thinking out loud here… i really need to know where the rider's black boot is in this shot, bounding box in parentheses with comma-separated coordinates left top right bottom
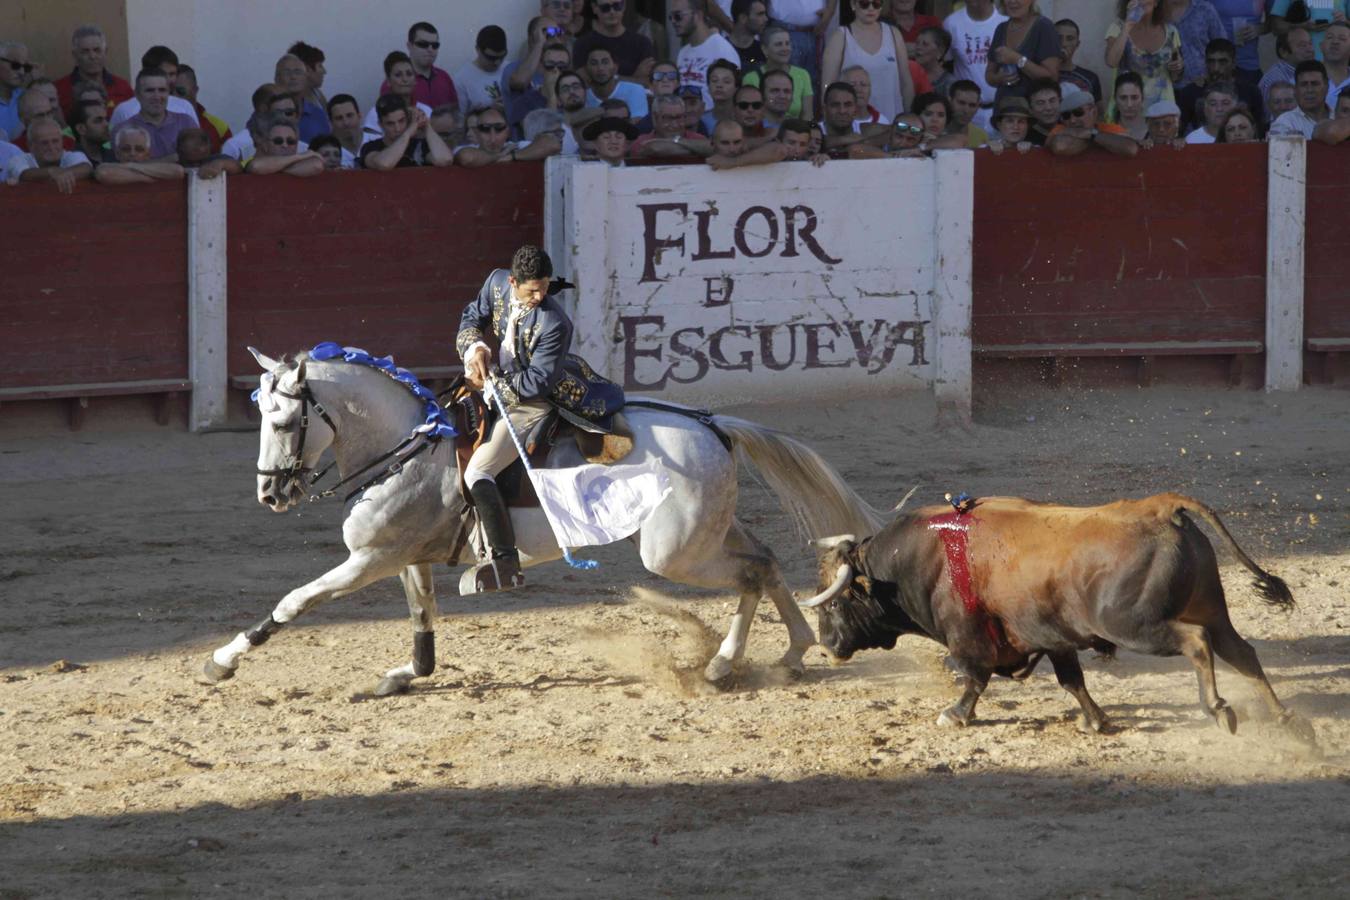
(469, 480, 525, 592)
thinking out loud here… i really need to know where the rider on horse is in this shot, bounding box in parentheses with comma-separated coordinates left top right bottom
(456, 244, 622, 591)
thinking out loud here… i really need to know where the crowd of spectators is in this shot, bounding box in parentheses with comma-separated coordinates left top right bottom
(3, 0, 1349, 193)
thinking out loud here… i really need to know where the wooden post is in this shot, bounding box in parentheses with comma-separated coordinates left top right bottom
(188, 171, 229, 430)
(1265, 136, 1305, 392)
(933, 150, 974, 422)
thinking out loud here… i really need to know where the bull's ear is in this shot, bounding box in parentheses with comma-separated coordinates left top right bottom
(249, 346, 280, 371)
(294, 357, 307, 383)
(810, 534, 856, 551)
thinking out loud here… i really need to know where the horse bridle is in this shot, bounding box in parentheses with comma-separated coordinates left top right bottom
(256, 379, 337, 484)
(258, 370, 440, 504)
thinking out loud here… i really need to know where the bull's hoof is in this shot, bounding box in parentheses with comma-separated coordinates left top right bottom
(374, 676, 413, 697)
(1215, 704, 1238, 735)
(1077, 713, 1108, 735)
(1279, 712, 1318, 746)
(936, 707, 968, 728)
(198, 658, 236, 685)
(774, 653, 806, 681)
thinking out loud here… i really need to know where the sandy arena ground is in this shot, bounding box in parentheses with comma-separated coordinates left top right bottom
(1, 384, 1347, 898)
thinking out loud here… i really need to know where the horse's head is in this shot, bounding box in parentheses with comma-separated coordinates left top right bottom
(250, 347, 336, 512)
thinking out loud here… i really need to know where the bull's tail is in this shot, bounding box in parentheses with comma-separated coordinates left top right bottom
(1171, 495, 1295, 611)
(712, 416, 888, 540)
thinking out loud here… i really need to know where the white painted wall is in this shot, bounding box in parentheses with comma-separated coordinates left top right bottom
(125, 0, 543, 134)
(550, 158, 969, 408)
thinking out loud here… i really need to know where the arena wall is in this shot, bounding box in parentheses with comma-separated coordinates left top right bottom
(5, 144, 1347, 431)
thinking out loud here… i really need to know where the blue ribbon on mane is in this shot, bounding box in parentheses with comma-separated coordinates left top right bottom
(305, 342, 458, 439)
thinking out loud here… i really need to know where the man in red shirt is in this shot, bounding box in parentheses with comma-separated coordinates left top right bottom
(54, 24, 133, 120)
(382, 21, 459, 110)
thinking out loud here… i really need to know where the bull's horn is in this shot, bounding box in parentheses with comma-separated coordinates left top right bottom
(798, 563, 852, 609)
(810, 534, 856, 551)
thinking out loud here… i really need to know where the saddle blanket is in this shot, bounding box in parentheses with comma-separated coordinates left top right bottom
(531, 458, 673, 549)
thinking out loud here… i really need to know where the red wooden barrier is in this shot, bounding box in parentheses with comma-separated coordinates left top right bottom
(225, 164, 544, 379)
(1303, 143, 1350, 343)
(972, 145, 1267, 352)
(1, 180, 188, 389)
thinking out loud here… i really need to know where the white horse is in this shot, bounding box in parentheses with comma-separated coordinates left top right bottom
(201, 348, 887, 695)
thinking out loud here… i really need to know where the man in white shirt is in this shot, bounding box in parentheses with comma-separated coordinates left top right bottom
(670, 0, 740, 107)
(1270, 60, 1332, 137)
(943, 0, 1007, 130)
(1322, 22, 1350, 108)
(109, 45, 199, 128)
(5, 119, 91, 193)
(455, 26, 509, 114)
(1185, 83, 1238, 143)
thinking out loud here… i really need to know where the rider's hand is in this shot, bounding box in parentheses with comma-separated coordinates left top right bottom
(465, 345, 490, 390)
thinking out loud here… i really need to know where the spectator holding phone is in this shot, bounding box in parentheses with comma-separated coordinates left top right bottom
(1269, 0, 1349, 60)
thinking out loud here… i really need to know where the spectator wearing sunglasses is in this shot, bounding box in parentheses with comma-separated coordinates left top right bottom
(367, 52, 435, 137)
(383, 22, 459, 111)
(361, 95, 453, 169)
(574, 0, 658, 81)
(848, 112, 928, 158)
(246, 116, 324, 177)
(1047, 86, 1137, 156)
(730, 84, 772, 143)
(0, 40, 31, 141)
(456, 27, 510, 115)
(455, 104, 547, 166)
(670, 0, 741, 107)
(632, 93, 714, 157)
(55, 25, 133, 122)
(505, 19, 574, 138)
(94, 124, 185, 184)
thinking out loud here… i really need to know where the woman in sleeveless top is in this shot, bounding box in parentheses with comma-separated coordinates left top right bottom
(822, 0, 915, 119)
(1106, 0, 1185, 113)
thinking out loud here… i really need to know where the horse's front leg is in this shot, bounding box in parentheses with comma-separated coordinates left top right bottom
(375, 563, 439, 696)
(200, 550, 402, 684)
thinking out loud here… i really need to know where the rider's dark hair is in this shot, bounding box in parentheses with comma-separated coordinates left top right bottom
(511, 245, 553, 282)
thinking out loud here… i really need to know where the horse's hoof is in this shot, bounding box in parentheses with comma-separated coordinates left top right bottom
(374, 676, 412, 697)
(936, 707, 968, 728)
(1215, 705, 1238, 735)
(703, 655, 733, 684)
(198, 658, 235, 685)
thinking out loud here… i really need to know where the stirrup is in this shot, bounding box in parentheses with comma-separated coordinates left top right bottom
(473, 553, 525, 592)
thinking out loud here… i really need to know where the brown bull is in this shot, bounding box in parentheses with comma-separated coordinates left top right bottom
(800, 493, 1313, 740)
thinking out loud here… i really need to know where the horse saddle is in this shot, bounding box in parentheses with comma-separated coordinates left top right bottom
(444, 382, 634, 509)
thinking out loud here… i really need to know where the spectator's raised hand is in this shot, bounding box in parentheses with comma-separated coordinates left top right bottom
(633, 58, 656, 85)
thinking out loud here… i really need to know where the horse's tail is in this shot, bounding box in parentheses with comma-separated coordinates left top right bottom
(1169, 494, 1295, 611)
(712, 416, 888, 540)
